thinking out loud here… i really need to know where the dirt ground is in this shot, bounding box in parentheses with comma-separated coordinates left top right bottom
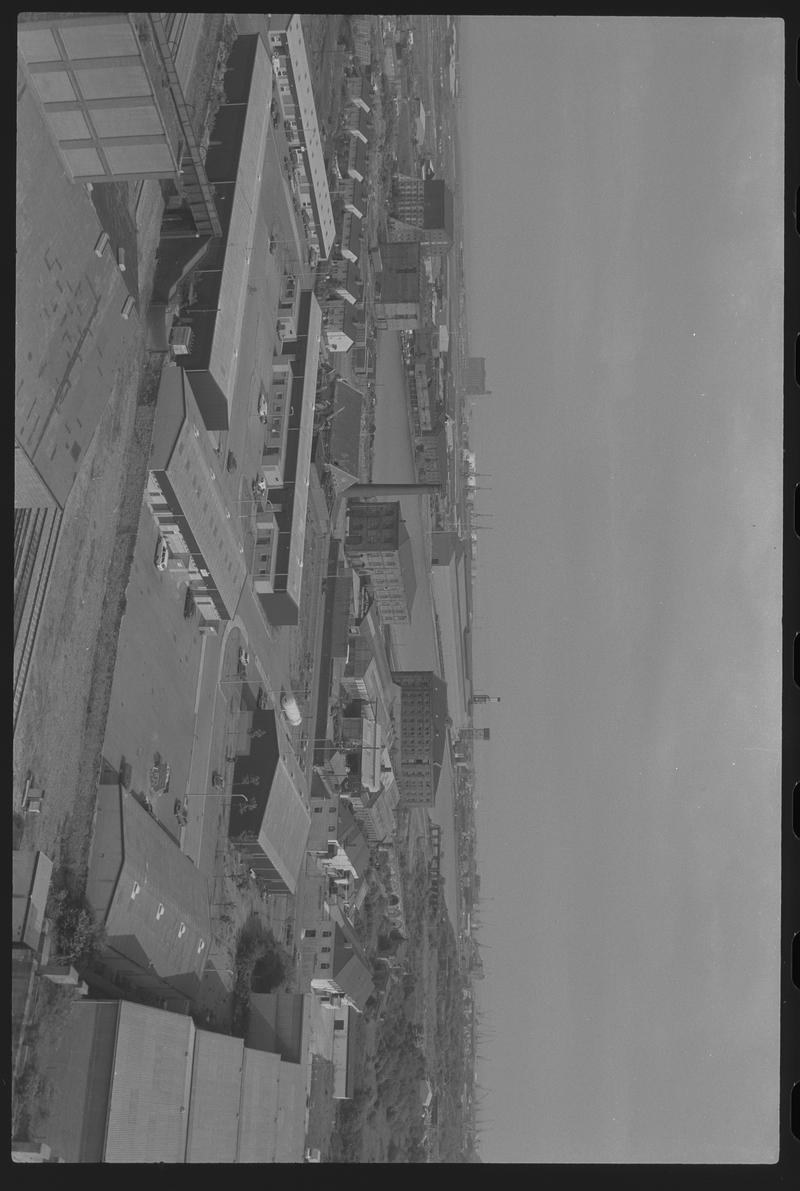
(301, 14, 348, 140)
(13, 179, 165, 886)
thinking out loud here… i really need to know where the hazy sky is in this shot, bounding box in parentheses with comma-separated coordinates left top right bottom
(459, 16, 783, 1163)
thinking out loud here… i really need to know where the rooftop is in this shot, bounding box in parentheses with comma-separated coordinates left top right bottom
(327, 380, 365, 481)
(230, 709, 310, 894)
(86, 785, 211, 993)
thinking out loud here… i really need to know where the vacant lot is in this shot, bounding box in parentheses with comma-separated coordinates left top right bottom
(100, 499, 203, 844)
(14, 172, 165, 888)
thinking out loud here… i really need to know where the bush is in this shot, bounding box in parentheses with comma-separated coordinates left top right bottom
(231, 926, 290, 1037)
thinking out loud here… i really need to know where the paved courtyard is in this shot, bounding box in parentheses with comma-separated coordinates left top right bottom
(100, 499, 204, 844)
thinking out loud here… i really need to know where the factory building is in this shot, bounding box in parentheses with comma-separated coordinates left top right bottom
(146, 367, 247, 622)
(170, 34, 272, 431)
(389, 176, 454, 255)
(228, 709, 311, 895)
(38, 999, 306, 1162)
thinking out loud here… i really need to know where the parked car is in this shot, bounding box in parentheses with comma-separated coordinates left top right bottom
(258, 390, 269, 420)
(154, 537, 169, 570)
(238, 647, 250, 668)
(280, 693, 302, 727)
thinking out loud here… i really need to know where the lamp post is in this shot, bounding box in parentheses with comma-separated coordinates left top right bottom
(183, 790, 258, 810)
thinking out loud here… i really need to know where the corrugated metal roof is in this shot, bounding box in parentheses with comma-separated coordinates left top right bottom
(274, 1061, 306, 1163)
(104, 1002, 194, 1163)
(237, 1049, 281, 1162)
(186, 1031, 244, 1163)
(41, 1001, 120, 1162)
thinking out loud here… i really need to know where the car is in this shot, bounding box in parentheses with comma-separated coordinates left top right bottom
(238, 647, 250, 668)
(280, 693, 303, 727)
(258, 390, 269, 420)
(154, 537, 169, 570)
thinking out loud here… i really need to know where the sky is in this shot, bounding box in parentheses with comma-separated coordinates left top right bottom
(458, 16, 783, 1164)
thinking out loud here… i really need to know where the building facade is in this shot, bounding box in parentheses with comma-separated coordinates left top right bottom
(251, 290, 323, 625)
(389, 176, 454, 255)
(268, 15, 335, 260)
(344, 501, 417, 624)
(391, 670, 449, 805)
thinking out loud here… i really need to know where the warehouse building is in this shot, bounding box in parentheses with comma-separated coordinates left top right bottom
(39, 999, 306, 1162)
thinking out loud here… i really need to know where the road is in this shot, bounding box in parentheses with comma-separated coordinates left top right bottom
(373, 326, 460, 936)
(372, 328, 437, 670)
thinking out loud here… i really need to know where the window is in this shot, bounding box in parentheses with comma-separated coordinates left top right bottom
(320, 963, 330, 970)
(314, 806, 322, 814)
(322, 930, 332, 938)
(304, 929, 316, 939)
(334, 1019, 345, 1031)
(321, 946, 331, 954)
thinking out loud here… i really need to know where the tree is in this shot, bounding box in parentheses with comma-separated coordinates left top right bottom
(47, 886, 106, 966)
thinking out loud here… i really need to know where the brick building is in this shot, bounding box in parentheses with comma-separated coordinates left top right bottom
(391, 671, 449, 805)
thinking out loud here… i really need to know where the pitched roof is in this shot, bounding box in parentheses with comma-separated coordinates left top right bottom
(231, 710, 310, 894)
(237, 1049, 282, 1162)
(332, 920, 374, 1010)
(327, 380, 364, 482)
(336, 801, 371, 877)
(104, 1002, 195, 1162)
(86, 785, 211, 990)
(186, 1031, 244, 1163)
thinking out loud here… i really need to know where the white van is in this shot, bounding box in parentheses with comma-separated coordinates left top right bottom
(280, 693, 302, 727)
(154, 537, 169, 570)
